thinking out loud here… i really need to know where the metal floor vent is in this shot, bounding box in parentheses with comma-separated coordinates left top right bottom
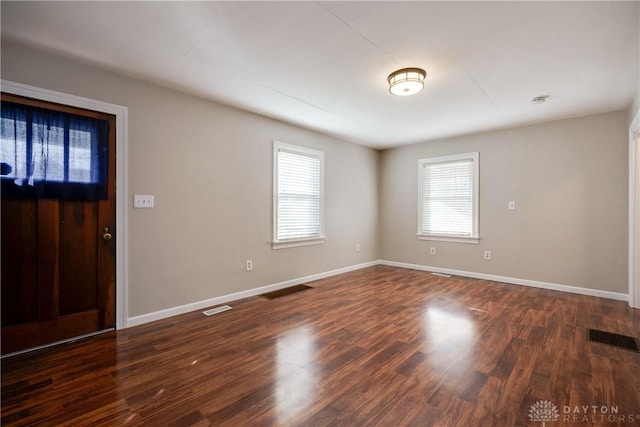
(203, 305, 232, 316)
(587, 328, 639, 352)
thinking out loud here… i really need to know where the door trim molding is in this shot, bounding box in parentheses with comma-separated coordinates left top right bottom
(1, 79, 129, 328)
(630, 110, 640, 309)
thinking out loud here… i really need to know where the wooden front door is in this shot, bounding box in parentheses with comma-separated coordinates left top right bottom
(1, 93, 116, 355)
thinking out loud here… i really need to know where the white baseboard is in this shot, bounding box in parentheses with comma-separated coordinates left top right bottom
(127, 258, 628, 328)
(126, 261, 378, 327)
(378, 260, 629, 302)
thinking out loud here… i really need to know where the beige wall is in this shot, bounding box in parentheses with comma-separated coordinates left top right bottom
(1, 41, 380, 316)
(1, 40, 632, 317)
(380, 112, 629, 292)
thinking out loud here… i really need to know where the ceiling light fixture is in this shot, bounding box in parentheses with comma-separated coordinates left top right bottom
(387, 67, 426, 96)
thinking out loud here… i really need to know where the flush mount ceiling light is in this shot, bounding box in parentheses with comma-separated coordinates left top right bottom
(387, 67, 426, 96)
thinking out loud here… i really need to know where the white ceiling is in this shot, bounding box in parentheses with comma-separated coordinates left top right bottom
(1, 1, 638, 149)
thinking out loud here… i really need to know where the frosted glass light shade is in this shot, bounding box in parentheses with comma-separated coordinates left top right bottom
(387, 67, 426, 96)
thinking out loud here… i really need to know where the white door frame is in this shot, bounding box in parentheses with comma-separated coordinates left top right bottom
(629, 110, 640, 309)
(1, 80, 129, 328)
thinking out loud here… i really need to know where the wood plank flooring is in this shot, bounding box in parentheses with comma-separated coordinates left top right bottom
(2, 266, 640, 426)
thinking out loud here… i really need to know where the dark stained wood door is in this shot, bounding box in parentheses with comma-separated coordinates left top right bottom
(1, 93, 116, 355)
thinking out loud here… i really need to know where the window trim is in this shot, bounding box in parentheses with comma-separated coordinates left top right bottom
(417, 152, 480, 244)
(273, 141, 325, 250)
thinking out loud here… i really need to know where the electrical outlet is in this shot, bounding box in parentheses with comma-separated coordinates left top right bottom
(245, 259, 253, 271)
(484, 251, 491, 260)
(508, 201, 516, 210)
(430, 247, 436, 255)
(356, 243, 361, 252)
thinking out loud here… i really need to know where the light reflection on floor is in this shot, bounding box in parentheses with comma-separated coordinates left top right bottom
(423, 306, 477, 374)
(275, 325, 318, 424)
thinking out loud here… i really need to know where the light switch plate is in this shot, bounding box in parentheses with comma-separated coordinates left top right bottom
(134, 195, 154, 208)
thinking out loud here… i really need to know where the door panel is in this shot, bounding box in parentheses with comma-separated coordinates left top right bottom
(1, 199, 38, 326)
(1, 93, 116, 355)
(36, 199, 60, 322)
(60, 201, 99, 314)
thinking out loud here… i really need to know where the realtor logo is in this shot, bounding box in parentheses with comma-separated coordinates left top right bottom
(529, 400, 560, 426)
(528, 400, 638, 424)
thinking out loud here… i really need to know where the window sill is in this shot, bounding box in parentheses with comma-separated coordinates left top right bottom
(416, 234, 480, 244)
(272, 236, 326, 250)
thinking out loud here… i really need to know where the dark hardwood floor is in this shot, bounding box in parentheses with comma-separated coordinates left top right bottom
(2, 266, 640, 426)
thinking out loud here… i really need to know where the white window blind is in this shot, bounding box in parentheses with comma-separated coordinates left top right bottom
(273, 141, 324, 249)
(418, 153, 479, 243)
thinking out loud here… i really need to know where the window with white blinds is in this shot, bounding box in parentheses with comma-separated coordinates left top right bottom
(418, 152, 479, 243)
(273, 141, 325, 249)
